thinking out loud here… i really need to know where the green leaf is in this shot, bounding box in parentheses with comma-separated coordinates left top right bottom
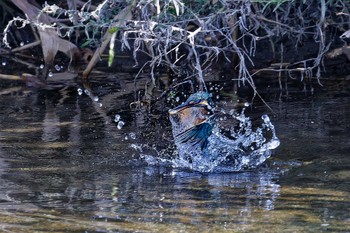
(108, 27, 119, 34)
(81, 39, 91, 48)
(108, 31, 118, 67)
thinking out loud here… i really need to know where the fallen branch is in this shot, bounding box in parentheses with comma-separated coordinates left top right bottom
(11, 40, 41, 52)
(0, 73, 46, 88)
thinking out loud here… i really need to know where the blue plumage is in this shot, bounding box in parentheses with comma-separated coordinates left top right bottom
(169, 92, 215, 151)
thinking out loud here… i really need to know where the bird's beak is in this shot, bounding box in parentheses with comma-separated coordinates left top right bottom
(169, 100, 210, 115)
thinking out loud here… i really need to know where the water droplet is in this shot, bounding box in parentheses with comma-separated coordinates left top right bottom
(216, 95, 219, 99)
(2, 61, 6, 66)
(242, 156, 250, 165)
(93, 96, 99, 102)
(99, 103, 103, 107)
(175, 96, 180, 102)
(84, 89, 90, 96)
(114, 114, 120, 122)
(48, 72, 53, 77)
(124, 135, 128, 140)
(261, 114, 270, 124)
(77, 88, 83, 95)
(39, 64, 44, 69)
(129, 132, 136, 140)
(54, 64, 61, 71)
(117, 121, 125, 129)
(20, 42, 24, 46)
(244, 102, 250, 107)
(268, 138, 280, 150)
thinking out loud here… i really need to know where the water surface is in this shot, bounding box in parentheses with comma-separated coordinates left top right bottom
(0, 74, 349, 232)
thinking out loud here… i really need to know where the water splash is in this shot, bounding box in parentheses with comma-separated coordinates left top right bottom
(175, 110, 279, 172)
(129, 132, 136, 140)
(93, 96, 99, 102)
(117, 121, 125, 130)
(114, 114, 121, 122)
(54, 64, 61, 71)
(84, 89, 90, 96)
(142, 109, 279, 173)
(77, 88, 83, 95)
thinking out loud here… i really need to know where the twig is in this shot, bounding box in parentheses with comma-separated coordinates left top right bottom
(11, 40, 41, 52)
(82, 4, 134, 80)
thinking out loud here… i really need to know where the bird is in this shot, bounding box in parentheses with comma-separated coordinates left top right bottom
(168, 91, 215, 152)
(168, 91, 280, 172)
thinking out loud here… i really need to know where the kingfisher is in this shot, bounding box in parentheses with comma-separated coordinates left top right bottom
(168, 91, 215, 152)
(168, 91, 280, 172)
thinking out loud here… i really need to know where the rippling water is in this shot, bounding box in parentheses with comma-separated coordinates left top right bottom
(0, 74, 349, 232)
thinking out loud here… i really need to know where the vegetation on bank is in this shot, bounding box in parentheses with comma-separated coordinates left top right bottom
(0, 0, 350, 95)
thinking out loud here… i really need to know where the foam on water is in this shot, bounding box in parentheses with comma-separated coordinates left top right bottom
(141, 109, 280, 173)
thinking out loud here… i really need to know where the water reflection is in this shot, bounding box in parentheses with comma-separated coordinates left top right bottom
(42, 99, 61, 142)
(0, 159, 283, 232)
(207, 171, 280, 211)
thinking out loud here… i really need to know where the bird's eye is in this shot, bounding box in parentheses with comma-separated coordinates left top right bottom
(170, 114, 180, 123)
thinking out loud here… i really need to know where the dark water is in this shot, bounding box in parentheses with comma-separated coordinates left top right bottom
(0, 74, 349, 232)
